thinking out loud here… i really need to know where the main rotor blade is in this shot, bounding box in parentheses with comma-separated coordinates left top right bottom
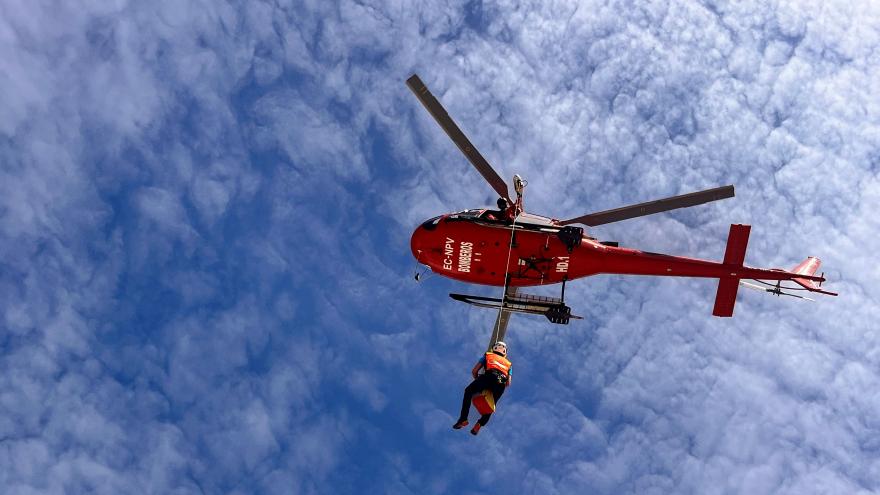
(559, 185, 735, 227)
(488, 286, 517, 350)
(406, 74, 511, 204)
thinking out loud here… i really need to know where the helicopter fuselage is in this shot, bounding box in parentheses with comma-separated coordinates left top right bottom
(411, 209, 814, 288)
(404, 74, 834, 319)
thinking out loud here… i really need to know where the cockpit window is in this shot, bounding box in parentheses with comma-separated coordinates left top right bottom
(480, 210, 504, 222)
(420, 215, 442, 231)
(446, 209, 484, 221)
(455, 209, 483, 217)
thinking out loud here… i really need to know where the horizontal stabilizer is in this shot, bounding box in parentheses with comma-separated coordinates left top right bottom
(713, 278, 739, 317)
(722, 224, 751, 265)
(712, 224, 751, 317)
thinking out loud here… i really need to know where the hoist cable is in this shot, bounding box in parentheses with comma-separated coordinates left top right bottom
(491, 214, 519, 344)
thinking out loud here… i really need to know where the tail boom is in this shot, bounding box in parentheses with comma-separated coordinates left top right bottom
(710, 226, 836, 316)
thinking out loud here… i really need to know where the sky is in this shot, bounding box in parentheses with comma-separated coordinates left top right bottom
(1, 0, 879, 493)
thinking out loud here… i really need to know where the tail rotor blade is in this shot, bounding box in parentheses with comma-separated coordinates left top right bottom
(739, 281, 768, 292)
(739, 281, 815, 301)
(778, 292, 815, 301)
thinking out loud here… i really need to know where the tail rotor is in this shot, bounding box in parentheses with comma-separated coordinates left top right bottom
(739, 280, 815, 301)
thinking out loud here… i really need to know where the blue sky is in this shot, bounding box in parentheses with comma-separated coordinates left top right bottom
(1, 0, 879, 493)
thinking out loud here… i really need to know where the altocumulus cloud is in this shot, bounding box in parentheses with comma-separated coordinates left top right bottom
(1, 0, 879, 494)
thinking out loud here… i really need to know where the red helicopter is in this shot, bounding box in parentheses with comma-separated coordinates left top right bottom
(406, 74, 836, 337)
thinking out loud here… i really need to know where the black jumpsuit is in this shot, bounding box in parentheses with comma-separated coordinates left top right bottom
(458, 366, 508, 426)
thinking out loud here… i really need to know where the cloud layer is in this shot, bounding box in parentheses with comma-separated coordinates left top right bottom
(1, 0, 878, 493)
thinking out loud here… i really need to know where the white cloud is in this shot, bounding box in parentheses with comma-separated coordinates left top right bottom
(2, 0, 879, 493)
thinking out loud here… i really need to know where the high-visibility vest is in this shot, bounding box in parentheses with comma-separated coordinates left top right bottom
(484, 352, 511, 377)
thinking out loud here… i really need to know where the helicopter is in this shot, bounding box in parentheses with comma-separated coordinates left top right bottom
(406, 74, 836, 342)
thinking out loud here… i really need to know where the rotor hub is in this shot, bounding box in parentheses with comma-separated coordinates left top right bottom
(513, 174, 527, 197)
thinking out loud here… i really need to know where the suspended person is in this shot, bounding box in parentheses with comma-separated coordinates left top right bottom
(452, 341, 512, 435)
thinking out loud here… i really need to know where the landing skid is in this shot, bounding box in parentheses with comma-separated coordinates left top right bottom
(450, 292, 582, 324)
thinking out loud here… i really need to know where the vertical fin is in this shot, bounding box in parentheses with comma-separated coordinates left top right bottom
(790, 257, 837, 296)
